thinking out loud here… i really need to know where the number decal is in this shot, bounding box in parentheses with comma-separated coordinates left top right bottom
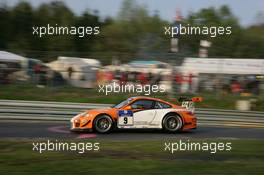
(124, 117, 128, 124)
(118, 110, 133, 126)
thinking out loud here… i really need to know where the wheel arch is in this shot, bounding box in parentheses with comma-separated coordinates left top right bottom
(92, 113, 114, 126)
(92, 113, 115, 133)
(162, 111, 185, 126)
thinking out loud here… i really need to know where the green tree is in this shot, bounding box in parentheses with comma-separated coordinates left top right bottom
(92, 0, 169, 62)
(0, 3, 10, 49)
(8, 2, 35, 53)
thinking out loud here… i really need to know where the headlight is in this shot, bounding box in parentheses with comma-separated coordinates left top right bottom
(71, 111, 89, 122)
(80, 111, 89, 117)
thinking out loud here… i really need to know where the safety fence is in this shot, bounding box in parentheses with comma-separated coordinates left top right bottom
(0, 100, 263, 128)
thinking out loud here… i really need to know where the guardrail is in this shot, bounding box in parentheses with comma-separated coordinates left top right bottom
(0, 100, 263, 128)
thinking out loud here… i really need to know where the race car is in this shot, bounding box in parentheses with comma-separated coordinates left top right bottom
(71, 96, 201, 133)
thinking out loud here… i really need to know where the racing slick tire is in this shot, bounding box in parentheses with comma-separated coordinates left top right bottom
(93, 115, 113, 133)
(162, 114, 183, 132)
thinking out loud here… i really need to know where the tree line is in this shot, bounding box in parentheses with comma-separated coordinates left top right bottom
(0, 0, 263, 64)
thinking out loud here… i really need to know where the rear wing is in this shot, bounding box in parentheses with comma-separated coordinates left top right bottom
(178, 96, 203, 113)
(178, 96, 203, 103)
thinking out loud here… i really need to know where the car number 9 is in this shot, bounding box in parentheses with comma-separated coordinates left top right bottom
(118, 110, 134, 126)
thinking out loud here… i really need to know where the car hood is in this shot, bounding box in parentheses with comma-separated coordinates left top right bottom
(86, 107, 114, 113)
(71, 108, 115, 122)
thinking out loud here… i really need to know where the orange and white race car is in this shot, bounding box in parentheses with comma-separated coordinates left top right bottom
(71, 96, 201, 133)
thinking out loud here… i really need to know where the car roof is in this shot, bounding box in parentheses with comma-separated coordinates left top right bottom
(130, 96, 173, 105)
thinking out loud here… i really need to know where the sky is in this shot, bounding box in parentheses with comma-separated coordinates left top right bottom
(2, 0, 264, 26)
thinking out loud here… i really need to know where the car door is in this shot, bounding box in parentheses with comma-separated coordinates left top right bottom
(130, 99, 157, 128)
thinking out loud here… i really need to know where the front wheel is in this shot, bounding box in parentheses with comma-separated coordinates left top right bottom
(162, 114, 183, 132)
(93, 115, 113, 133)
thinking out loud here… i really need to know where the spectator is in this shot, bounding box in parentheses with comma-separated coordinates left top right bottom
(120, 71, 128, 85)
(188, 73, 194, 93)
(137, 72, 147, 85)
(231, 80, 242, 94)
(67, 67, 74, 79)
(33, 64, 41, 85)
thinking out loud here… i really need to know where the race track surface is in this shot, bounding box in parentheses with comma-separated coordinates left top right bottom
(0, 120, 263, 140)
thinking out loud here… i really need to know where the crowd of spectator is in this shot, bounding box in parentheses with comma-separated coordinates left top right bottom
(0, 63, 262, 96)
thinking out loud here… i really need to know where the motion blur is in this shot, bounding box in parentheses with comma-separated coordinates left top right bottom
(0, 0, 263, 111)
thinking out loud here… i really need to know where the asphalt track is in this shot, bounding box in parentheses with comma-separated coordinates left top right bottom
(0, 120, 264, 140)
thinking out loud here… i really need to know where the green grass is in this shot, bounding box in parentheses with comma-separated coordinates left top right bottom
(0, 139, 264, 175)
(0, 84, 263, 111)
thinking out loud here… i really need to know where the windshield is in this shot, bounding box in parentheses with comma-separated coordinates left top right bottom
(112, 98, 133, 108)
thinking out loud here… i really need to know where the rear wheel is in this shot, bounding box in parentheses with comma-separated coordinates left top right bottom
(163, 114, 183, 132)
(93, 115, 113, 133)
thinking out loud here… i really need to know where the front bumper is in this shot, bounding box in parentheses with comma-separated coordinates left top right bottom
(71, 119, 92, 131)
(70, 126, 93, 132)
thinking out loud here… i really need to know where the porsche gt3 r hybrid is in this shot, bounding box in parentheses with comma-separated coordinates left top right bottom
(71, 96, 201, 133)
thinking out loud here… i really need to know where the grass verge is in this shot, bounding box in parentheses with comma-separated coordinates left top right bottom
(0, 139, 264, 175)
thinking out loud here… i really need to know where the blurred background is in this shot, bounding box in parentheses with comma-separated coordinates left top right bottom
(0, 0, 263, 111)
(0, 1, 264, 175)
